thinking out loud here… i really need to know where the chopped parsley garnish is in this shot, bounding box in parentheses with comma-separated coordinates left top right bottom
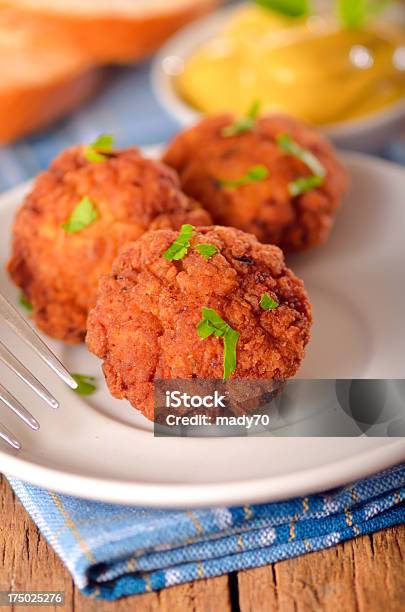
(254, 0, 310, 18)
(260, 292, 279, 310)
(163, 224, 194, 261)
(197, 307, 240, 380)
(62, 196, 98, 234)
(194, 243, 218, 261)
(71, 374, 97, 396)
(221, 100, 261, 137)
(219, 165, 269, 190)
(337, 0, 365, 28)
(19, 293, 33, 312)
(277, 132, 325, 196)
(163, 227, 220, 262)
(277, 133, 325, 177)
(256, 0, 388, 29)
(84, 134, 115, 163)
(289, 174, 324, 196)
(337, 0, 389, 29)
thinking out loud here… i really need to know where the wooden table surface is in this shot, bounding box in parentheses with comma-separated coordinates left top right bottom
(1, 475, 404, 612)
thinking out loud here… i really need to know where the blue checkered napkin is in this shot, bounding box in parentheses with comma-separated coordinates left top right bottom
(7, 464, 405, 600)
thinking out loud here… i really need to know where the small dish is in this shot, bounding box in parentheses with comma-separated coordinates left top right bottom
(152, 4, 405, 152)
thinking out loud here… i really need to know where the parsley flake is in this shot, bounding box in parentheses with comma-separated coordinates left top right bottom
(277, 133, 325, 196)
(254, 0, 310, 18)
(62, 196, 98, 234)
(197, 307, 240, 380)
(289, 174, 324, 196)
(71, 374, 97, 396)
(84, 134, 115, 163)
(219, 165, 269, 190)
(222, 100, 261, 137)
(163, 224, 195, 261)
(260, 292, 279, 310)
(194, 243, 218, 261)
(277, 133, 325, 177)
(19, 292, 33, 312)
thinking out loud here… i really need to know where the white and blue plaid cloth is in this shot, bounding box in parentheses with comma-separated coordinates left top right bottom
(2, 60, 405, 600)
(7, 465, 405, 600)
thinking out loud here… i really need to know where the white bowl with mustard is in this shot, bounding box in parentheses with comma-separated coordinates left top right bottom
(152, 2, 405, 152)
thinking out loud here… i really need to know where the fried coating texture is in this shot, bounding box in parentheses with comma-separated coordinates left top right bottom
(163, 114, 349, 251)
(7, 146, 211, 343)
(86, 226, 312, 420)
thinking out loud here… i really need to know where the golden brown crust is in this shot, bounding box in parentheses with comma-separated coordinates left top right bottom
(86, 225, 312, 420)
(0, 2, 219, 141)
(0, 1, 219, 63)
(8, 146, 211, 343)
(0, 69, 102, 145)
(163, 114, 350, 252)
(0, 7, 100, 143)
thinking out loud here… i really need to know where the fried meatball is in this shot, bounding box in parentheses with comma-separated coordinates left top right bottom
(163, 114, 349, 251)
(8, 146, 211, 343)
(86, 226, 312, 421)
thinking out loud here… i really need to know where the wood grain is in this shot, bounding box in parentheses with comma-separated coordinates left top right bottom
(237, 526, 405, 612)
(0, 475, 404, 612)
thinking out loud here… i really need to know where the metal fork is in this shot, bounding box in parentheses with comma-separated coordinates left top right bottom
(0, 292, 77, 450)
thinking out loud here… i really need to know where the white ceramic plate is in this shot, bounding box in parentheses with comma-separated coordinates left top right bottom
(0, 151, 404, 507)
(152, 3, 405, 153)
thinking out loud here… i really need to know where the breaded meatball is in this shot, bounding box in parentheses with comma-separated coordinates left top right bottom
(86, 225, 312, 421)
(8, 146, 211, 343)
(163, 114, 349, 251)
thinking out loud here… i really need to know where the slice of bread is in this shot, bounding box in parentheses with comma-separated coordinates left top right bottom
(0, 0, 220, 142)
(0, 0, 220, 62)
(0, 8, 100, 143)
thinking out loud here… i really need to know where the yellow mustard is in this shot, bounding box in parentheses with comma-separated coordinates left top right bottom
(177, 5, 405, 125)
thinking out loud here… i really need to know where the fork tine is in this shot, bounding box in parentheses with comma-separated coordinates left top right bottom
(0, 383, 40, 430)
(0, 341, 59, 409)
(0, 293, 77, 389)
(0, 421, 21, 449)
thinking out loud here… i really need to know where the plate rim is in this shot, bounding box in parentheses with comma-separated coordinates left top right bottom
(3, 439, 405, 507)
(1, 151, 405, 507)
